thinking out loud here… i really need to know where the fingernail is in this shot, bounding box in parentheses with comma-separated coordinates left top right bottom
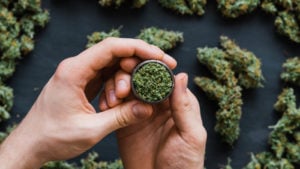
(181, 73, 188, 91)
(117, 80, 127, 91)
(132, 103, 149, 119)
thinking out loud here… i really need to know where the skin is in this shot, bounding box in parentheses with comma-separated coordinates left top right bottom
(0, 38, 206, 169)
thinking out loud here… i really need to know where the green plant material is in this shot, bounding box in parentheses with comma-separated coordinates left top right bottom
(132, 62, 173, 103)
(0, 124, 16, 144)
(41, 152, 123, 169)
(42, 161, 77, 169)
(221, 158, 233, 169)
(220, 36, 264, 88)
(197, 47, 237, 87)
(261, 0, 300, 43)
(136, 27, 184, 51)
(217, 0, 260, 18)
(274, 88, 296, 113)
(98, 0, 148, 8)
(194, 36, 263, 145)
(158, 0, 207, 16)
(275, 11, 300, 43)
(0, 85, 13, 122)
(243, 152, 295, 169)
(86, 28, 121, 48)
(281, 57, 300, 86)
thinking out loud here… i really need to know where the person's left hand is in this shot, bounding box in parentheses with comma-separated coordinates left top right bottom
(0, 38, 176, 169)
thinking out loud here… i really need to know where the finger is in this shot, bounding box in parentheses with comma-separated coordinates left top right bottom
(99, 92, 109, 111)
(91, 100, 153, 137)
(74, 38, 177, 82)
(114, 70, 131, 99)
(170, 73, 203, 133)
(105, 78, 122, 108)
(120, 58, 141, 73)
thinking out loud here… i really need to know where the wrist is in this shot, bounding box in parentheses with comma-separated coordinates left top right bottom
(0, 122, 45, 169)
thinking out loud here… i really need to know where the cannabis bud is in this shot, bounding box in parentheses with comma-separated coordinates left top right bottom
(281, 57, 300, 86)
(217, 0, 260, 18)
(158, 0, 207, 16)
(137, 27, 184, 51)
(131, 60, 174, 103)
(194, 36, 263, 145)
(86, 28, 121, 48)
(98, 0, 148, 8)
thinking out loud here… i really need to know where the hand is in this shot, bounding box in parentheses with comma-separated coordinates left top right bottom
(0, 38, 177, 169)
(101, 72, 207, 169)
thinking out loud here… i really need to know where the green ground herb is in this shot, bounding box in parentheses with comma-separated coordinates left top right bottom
(158, 0, 207, 16)
(132, 61, 174, 103)
(217, 0, 260, 18)
(137, 27, 184, 51)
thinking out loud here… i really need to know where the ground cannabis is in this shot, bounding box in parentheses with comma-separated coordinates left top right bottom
(217, 0, 261, 18)
(281, 57, 300, 86)
(136, 27, 184, 51)
(132, 61, 174, 103)
(42, 152, 123, 169)
(86, 28, 121, 48)
(98, 0, 148, 8)
(158, 0, 207, 16)
(194, 36, 263, 145)
(0, 85, 13, 122)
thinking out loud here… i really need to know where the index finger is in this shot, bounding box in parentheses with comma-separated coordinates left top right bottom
(74, 38, 177, 81)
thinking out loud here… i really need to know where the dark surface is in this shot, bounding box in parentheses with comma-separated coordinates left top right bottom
(4, 0, 300, 168)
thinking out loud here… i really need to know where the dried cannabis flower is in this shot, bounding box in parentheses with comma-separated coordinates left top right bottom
(86, 28, 121, 48)
(158, 0, 207, 16)
(220, 36, 264, 88)
(194, 36, 263, 145)
(261, 0, 300, 43)
(242, 88, 300, 169)
(281, 57, 300, 86)
(136, 27, 184, 51)
(98, 0, 148, 8)
(217, 0, 260, 18)
(0, 0, 49, 148)
(42, 152, 123, 169)
(132, 60, 174, 103)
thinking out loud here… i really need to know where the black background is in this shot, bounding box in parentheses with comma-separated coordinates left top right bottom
(4, 0, 300, 168)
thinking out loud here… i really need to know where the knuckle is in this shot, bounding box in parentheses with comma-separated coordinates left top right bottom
(115, 106, 129, 128)
(53, 58, 74, 81)
(101, 37, 118, 45)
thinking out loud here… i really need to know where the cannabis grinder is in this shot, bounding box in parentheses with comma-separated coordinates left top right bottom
(131, 60, 175, 103)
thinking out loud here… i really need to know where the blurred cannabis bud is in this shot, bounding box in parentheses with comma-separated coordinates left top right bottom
(194, 36, 264, 145)
(0, 0, 49, 136)
(217, 0, 260, 18)
(281, 57, 300, 86)
(241, 88, 300, 169)
(158, 0, 207, 16)
(261, 0, 300, 43)
(42, 152, 123, 169)
(137, 27, 184, 51)
(98, 0, 148, 8)
(86, 28, 121, 48)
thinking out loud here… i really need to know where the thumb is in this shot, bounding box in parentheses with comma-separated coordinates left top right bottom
(171, 73, 203, 133)
(92, 100, 153, 136)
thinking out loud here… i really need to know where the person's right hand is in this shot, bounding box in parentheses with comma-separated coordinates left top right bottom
(100, 71, 207, 169)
